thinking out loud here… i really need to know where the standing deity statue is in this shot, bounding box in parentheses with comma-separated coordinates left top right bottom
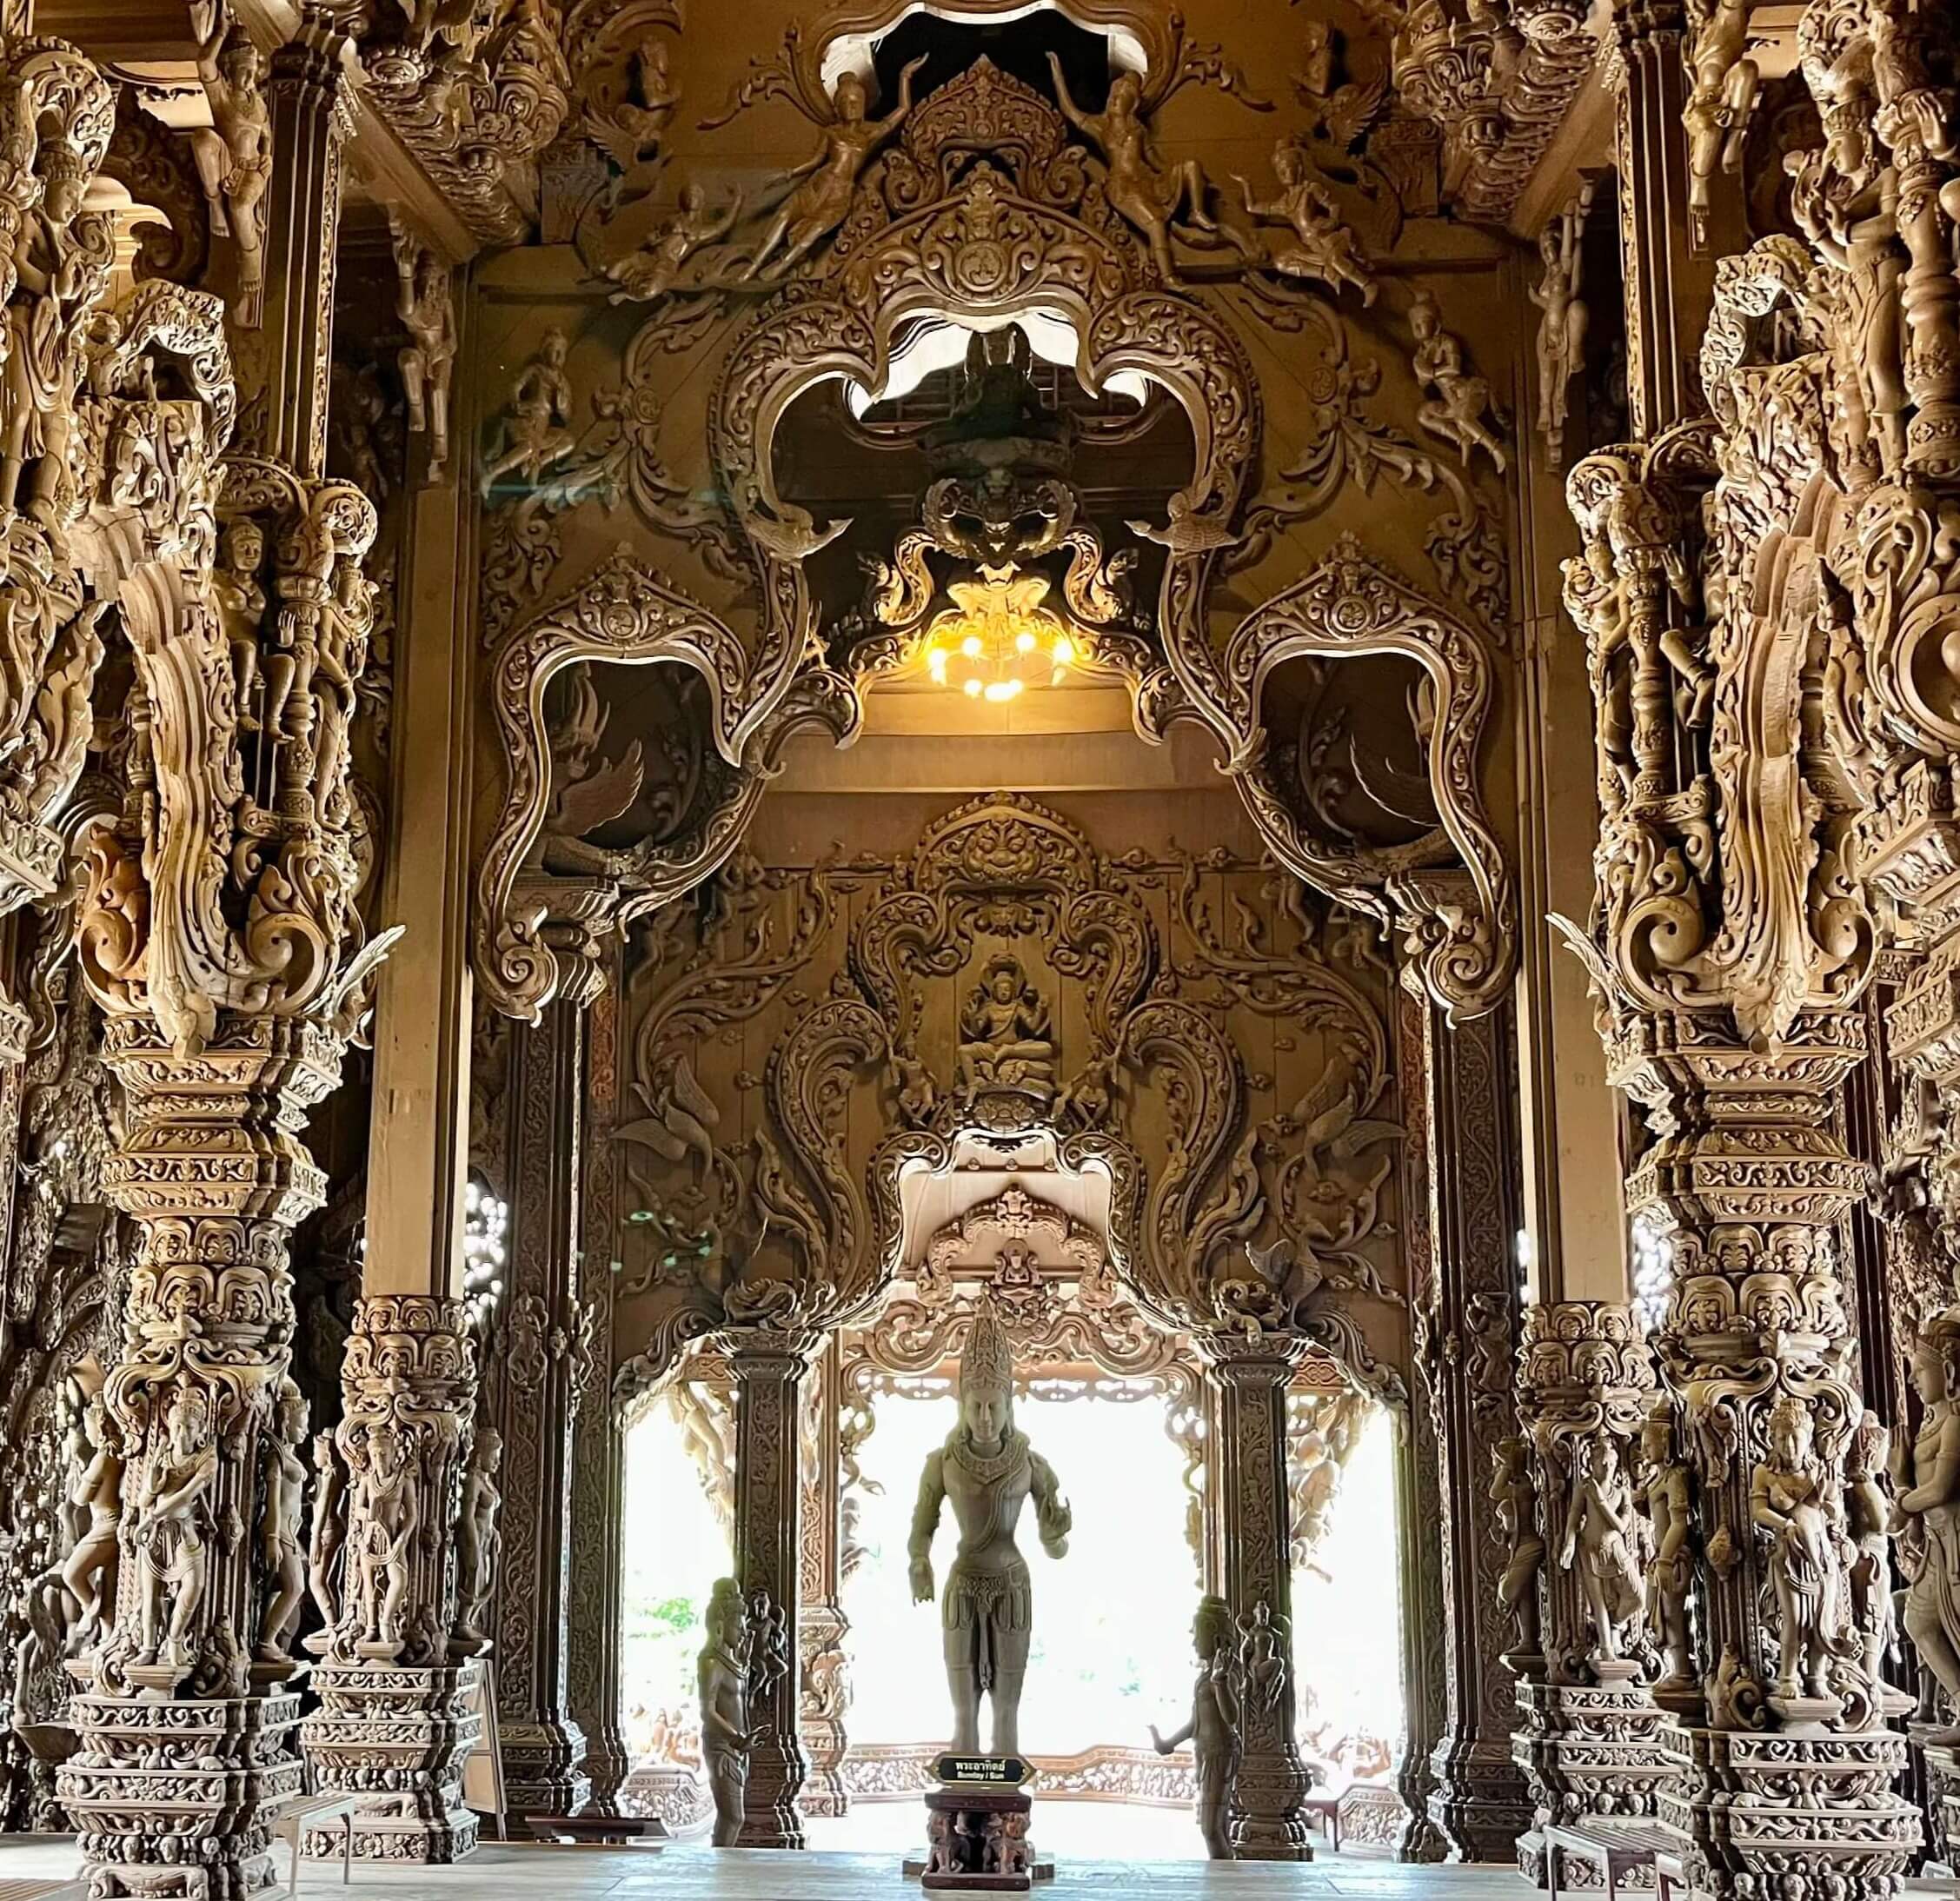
(454, 1427, 503, 1652)
(909, 1297, 1072, 1757)
(1844, 1410, 1899, 1702)
(188, 2, 271, 326)
(1556, 1426, 1644, 1671)
(57, 1393, 122, 1648)
(1751, 1393, 1851, 1706)
(1149, 1594, 1240, 1858)
(698, 1577, 751, 1847)
(1490, 1434, 1544, 1665)
(306, 1426, 347, 1640)
(1894, 1326, 1960, 1712)
(738, 58, 929, 281)
(1408, 288, 1507, 473)
(133, 1386, 220, 1673)
(349, 1419, 422, 1657)
(1637, 1405, 1696, 1694)
(255, 1380, 309, 1665)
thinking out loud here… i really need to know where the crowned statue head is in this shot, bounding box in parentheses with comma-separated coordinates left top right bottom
(958, 1294, 1015, 1451)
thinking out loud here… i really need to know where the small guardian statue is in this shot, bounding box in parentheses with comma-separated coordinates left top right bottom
(1149, 1593, 1240, 1859)
(909, 1295, 1071, 1756)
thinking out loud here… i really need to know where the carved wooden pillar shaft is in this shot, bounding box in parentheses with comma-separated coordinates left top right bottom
(247, 5, 347, 474)
(1405, 996, 1534, 1859)
(490, 989, 591, 1818)
(568, 965, 627, 1811)
(728, 1332, 816, 1851)
(797, 1334, 851, 1818)
(1199, 1333, 1312, 1862)
(1509, 1303, 1670, 1886)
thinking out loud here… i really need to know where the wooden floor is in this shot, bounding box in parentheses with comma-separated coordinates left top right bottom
(0, 1837, 1530, 1898)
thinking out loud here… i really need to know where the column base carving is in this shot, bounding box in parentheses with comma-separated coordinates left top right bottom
(736, 1727, 807, 1850)
(580, 1725, 630, 1816)
(1658, 1721, 1918, 1901)
(799, 1763, 848, 1819)
(1425, 1736, 1533, 1862)
(60, 1689, 303, 1899)
(1512, 1681, 1676, 1885)
(1920, 1735, 1960, 1873)
(500, 1716, 591, 1820)
(300, 1660, 483, 1864)
(1232, 1755, 1315, 1861)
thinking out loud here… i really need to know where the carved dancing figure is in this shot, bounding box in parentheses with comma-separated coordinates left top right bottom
(350, 1418, 422, 1655)
(1, 131, 103, 526)
(1638, 1405, 1695, 1693)
(1751, 1393, 1850, 1705)
(253, 1382, 309, 1665)
(481, 329, 576, 497)
(1844, 1410, 1898, 1700)
(910, 1296, 1072, 1756)
(454, 1427, 503, 1651)
(607, 181, 742, 302)
(1490, 1435, 1544, 1664)
(394, 228, 456, 479)
(1408, 289, 1507, 473)
(1236, 143, 1376, 303)
(1529, 183, 1592, 464)
(134, 1386, 220, 1672)
(213, 517, 268, 733)
(1556, 1426, 1644, 1667)
(1149, 1593, 1240, 1859)
(189, 2, 271, 327)
(956, 955, 1056, 1104)
(306, 1426, 347, 1634)
(698, 1577, 751, 1846)
(1683, 0, 1758, 246)
(1894, 1326, 1960, 1712)
(1236, 1599, 1288, 1712)
(1048, 55, 1249, 283)
(738, 58, 928, 280)
(56, 1394, 122, 1645)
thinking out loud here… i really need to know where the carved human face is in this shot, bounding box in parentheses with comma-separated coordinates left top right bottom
(835, 72, 867, 122)
(1109, 73, 1140, 113)
(990, 968, 1017, 1003)
(1641, 1417, 1669, 1466)
(1410, 296, 1438, 341)
(224, 521, 264, 575)
(370, 1423, 402, 1474)
(42, 172, 82, 226)
(221, 42, 260, 87)
(1911, 1337, 1950, 1405)
(1274, 145, 1302, 186)
(962, 1389, 1007, 1445)
(543, 329, 568, 367)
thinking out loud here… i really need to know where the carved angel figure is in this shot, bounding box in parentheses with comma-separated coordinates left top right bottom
(738, 58, 928, 281)
(481, 328, 576, 496)
(306, 1426, 348, 1638)
(189, 3, 270, 327)
(133, 1385, 220, 1672)
(454, 1427, 502, 1652)
(1894, 1327, 1960, 1710)
(1408, 289, 1506, 473)
(256, 1380, 309, 1665)
(1556, 1426, 1644, 1668)
(594, 33, 681, 169)
(1844, 1410, 1898, 1700)
(605, 181, 742, 302)
(1637, 1406, 1695, 1693)
(1236, 1599, 1288, 1713)
(1682, 0, 1758, 246)
(1490, 1435, 1543, 1664)
(1236, 142, 1375, 303)
(56, 1393, 122, 1646)
(394, 227, 456, 480)
(1529, 183, 1591, 465)
(1049, 56, 1248, 282)
(1751, 1393, 1851, 1705)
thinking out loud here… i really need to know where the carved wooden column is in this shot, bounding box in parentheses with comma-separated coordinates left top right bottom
(1510, 1304, 1671, 1884)
(728, 1331, 818, 1851)
(489, 977, 594, 1819)
(567, 965, 628, 1811)
(797, 1334, 851, 1818)
(1199, 1333, 1313, 1861)
(1403, 989, 1534, 1859)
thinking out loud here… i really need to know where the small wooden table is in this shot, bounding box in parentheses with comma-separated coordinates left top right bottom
(1302, 1791, 1343, 1852)
(523, 1814, 668, 1848)
(274, 1792, 358, 1898)
(1547, 1819, 1674, 1901)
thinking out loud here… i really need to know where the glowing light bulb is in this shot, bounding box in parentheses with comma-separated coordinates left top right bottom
(1052, 635, 1075, 667)
(1014, 629, 1036, 654)
(963, 676, 983, 697)
(984, 679, 1021, 702)
(961, 633, 982, 658)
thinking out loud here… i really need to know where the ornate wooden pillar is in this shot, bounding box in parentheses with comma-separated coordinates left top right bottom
(490, 980, 593, 1819)
(567, 963, 627, 1811)
(797, 1334, 850, 1818)
(1199, 1333, 1313, 1861)
(1509, 1304, 1671, 1884)
(728, 1331, 817, 1850)
(1403, 987, 1533, 1859)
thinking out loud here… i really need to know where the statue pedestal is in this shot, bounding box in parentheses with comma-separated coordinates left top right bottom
(906, 1758, 1053, 1891)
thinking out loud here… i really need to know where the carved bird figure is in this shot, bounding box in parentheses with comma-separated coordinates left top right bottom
(617, 1052, 719, 1178)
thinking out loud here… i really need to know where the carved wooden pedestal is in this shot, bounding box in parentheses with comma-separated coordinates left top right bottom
(918, 1785, 1050, 1892)
(300, 1661, 483, 1864)
(1514, 1683, 1674, 1886)
(1919, 1734, 1960, 1874)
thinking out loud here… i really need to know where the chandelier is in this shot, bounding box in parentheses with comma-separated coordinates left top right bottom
(920, 566, 1076, 703)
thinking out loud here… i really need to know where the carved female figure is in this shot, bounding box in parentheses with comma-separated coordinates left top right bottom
(306, 1426, 347, 1636)
(1556, 1426, 1644, 1669)
(1894, 1326, 1960, 1712)
(1528, 183, 1591, 464)
(1490, 1435, 1543, 1664)
(698, 1577, 751, 1846)
(481, 329, 576, 495)
(1844, 1410, 1897, 1698)
(133, 1386, 220, 1672)
(395, 234, 456, 478)
(1637, 1406, 1695, 1693)
(910, 1298, 1071, 1757)
(738, 58, 929, 281)
(1148, 1594, 1240, 1859)
(1408, 289, 1507, 473)
(454, 1427, 502, 1652)
(189, 5, 270, 325)
(57, 1394, 122, 1645)
(255, 1380, 309, 1665)
(1751, 1393, 1850, 1705)
(349, 1419, 422, 1656)
(1236, 143, 1375, 304)
(606, 182, 743, 302)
